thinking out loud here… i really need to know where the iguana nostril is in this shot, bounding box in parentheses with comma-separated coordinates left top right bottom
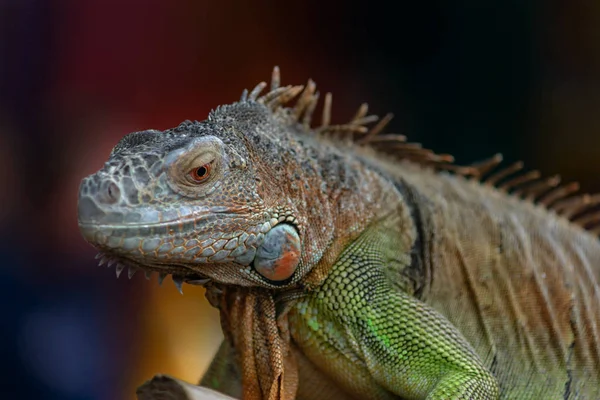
(99, 181, 121, 205)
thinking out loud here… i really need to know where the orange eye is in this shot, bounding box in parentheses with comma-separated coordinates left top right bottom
(189, 163, 212, 183)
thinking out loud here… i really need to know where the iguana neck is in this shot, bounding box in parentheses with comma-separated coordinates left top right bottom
(292, 142, 417, 290)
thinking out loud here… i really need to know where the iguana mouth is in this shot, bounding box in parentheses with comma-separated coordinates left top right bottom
(77, 194, 249, 239)
(90, 218, 302, 291)
(77, 210, 245, 239)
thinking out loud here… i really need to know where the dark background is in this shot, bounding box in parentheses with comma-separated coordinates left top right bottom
(1, 1, 599, 399)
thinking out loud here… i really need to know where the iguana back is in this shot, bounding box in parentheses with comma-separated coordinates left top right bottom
(389, 162, 600, 398)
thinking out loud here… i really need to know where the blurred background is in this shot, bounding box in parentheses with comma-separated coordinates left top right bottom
(1, 1, 599, 399)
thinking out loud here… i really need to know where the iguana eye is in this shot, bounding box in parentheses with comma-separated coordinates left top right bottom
(164, 136, 225, 198)
(189, 163, 212, 183)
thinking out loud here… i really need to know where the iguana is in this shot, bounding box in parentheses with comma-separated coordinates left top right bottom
(77, 67, 600, 399)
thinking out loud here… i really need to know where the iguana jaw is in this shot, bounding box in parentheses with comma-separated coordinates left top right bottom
(78, 210, 268, 266)
(78, 208, 298, 283)
(78, 180, 302, 289)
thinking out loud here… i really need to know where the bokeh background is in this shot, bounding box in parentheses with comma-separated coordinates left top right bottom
(1, 1, 600, 399)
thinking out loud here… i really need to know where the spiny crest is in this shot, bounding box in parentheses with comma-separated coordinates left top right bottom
(240, 66, 600, 234)
(240, 66, 457, 168)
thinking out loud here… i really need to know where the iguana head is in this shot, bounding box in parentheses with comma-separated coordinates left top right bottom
(78, 68, 346, 291)
(78, 67, 412, 292)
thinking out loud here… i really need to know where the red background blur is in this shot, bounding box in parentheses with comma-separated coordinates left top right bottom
(1, 1, 600, 399)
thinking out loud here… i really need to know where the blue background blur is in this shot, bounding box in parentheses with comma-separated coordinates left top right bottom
(1, 1, 600, 399)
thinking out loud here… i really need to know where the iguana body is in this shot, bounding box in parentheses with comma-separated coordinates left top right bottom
(78, 68, 600, 399)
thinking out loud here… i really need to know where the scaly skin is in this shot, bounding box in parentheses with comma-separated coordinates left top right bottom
(78, 67, 600, 399)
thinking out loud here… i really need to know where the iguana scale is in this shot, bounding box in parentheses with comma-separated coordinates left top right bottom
(78, 67, 600, 399)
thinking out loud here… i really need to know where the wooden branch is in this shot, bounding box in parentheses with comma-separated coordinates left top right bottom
(137, 375, 236, 400)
